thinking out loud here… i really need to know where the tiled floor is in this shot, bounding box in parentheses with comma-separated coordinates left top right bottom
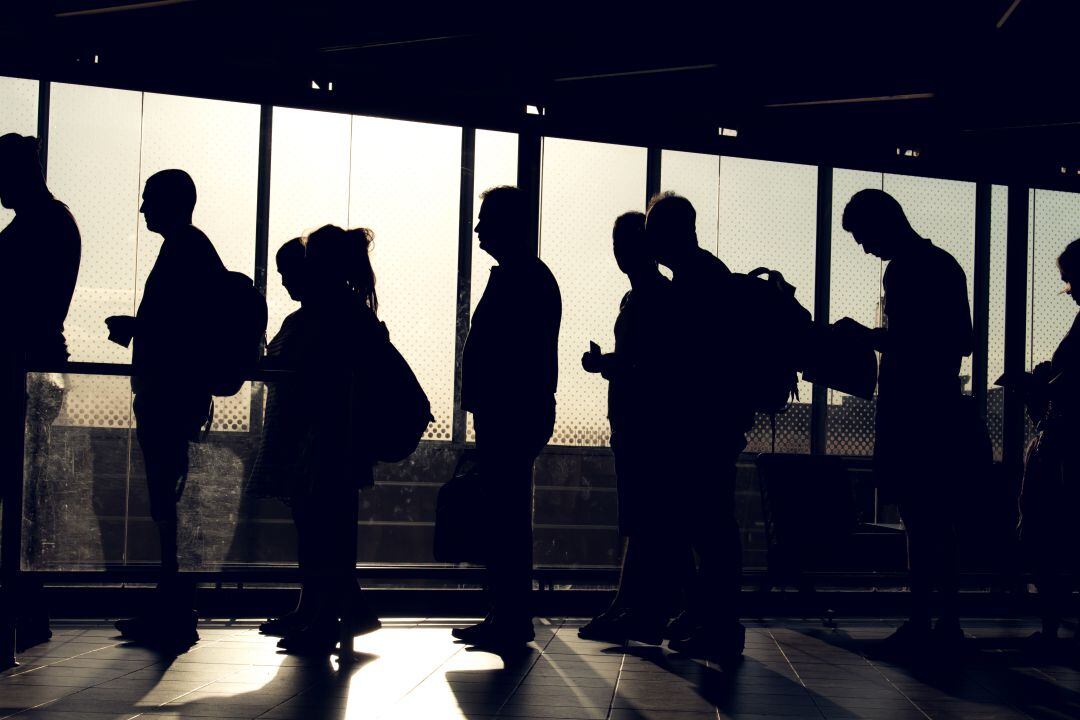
(2, 618, 1078, 719)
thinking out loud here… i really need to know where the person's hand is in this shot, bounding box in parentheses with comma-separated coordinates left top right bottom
(582, 343, 604, 374)
(105, 315, 136, 348)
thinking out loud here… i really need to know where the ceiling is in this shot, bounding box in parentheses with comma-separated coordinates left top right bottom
(1, 1, 1077, 188)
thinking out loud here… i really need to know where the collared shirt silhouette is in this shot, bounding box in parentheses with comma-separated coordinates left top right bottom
(0, 133, 81, 365)
(453, 185, 561, 649)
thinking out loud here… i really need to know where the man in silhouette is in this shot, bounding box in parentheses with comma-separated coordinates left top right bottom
(838, 189, 973, 655)
(579, 211, 689, 644)
(106, 169, 225, 648)
(644, 192, 752, 663)
(0, 133, 81, 652)
(453, 186, 561, 648)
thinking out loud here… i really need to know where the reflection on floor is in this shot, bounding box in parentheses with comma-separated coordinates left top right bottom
(1, 618, 1077, 719)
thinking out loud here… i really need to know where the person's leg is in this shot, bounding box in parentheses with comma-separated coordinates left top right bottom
(485, 450, 534, 626)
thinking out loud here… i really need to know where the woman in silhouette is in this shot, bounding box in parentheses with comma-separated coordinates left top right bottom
(1019, 237, 1080, 654)
(252, 226, 383, 654)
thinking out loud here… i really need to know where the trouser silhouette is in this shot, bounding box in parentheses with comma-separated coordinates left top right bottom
(474, 411, 552, 624)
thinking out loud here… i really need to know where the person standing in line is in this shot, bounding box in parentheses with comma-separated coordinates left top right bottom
(644, 192, 752, 663)
(106, 170, 223, 650)
(452, 186, 561, 649)
(836, 189, 974, 657)
(0, 133, 82, 651)
(1015, 238, 1080, 656)
(578, 211, 691, 645)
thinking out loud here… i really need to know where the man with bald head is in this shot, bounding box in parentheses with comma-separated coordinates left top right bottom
(107, 169, 225, 649)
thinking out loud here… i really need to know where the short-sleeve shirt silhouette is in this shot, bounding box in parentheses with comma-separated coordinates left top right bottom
(462, 256, 561, 420)
(878, 237, 973, 402)
(133, 225, 225, 385)
(1, 196, 81, 364)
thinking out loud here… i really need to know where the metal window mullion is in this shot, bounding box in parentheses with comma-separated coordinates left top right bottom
(36, 80, 50, 178)
(451, 129, 476, 444)
(810, 166, 833, 455)
(972, 183, 992, 419)
(247, 105, 273, 438)
(646, 147, 661, 206)
(1002, 185, 1030, 470)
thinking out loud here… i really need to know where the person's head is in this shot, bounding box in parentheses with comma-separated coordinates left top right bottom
(841, 189, 917, 261)
(304, 224, 378, 311)
(1058, 238, 1080, 306)
(611, 211, 653, 277)
(475, 185, 532, 262)
(645, 192, 698, 267)
(276, 237, 307, 302)
(140, 169, 197, 234)
(0, 133, 47, 210)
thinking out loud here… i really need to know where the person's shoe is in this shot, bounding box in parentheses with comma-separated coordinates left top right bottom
(578, 609, 664, 645)
(457, 619, 535, 649)
(668, 623, 745, 665)
(1021, 630, 1061, 657)
(875, 621, 933, 658)
(665, 610, 698, 641)
(344, 605, 382, 637)
(933, 618, 966, 654)
(116, 610, 198, 652)
(452, 616, 494, 643)
(259, 613, 307, 637)
(15, 615, 52, 652)
(277, 621, 339, 655)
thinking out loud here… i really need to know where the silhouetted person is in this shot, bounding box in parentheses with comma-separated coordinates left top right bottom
(578, 211, 691, 644)
(644, 192, 752, 663)
(267, 224, 383, 654)
(0, 133, 81, 651)
(1016, 238, 1080, 654)
(453, 186, 561, 648)
(837, 189, 973, 656)
(106, 170, 224, 649)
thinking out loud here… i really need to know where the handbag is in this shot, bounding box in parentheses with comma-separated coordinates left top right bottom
(433, 449, 489, 564)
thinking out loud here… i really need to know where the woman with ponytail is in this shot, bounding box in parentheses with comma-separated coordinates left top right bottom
(271, 224, 383, 654)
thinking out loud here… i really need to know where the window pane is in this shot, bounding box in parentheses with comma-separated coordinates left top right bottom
(660, 149, 719, 254)
(266, 106, 351, 339)
(718, 156, 817, 453)
(0, 76, 38, 228)
(828, 169, 883, 455)
(467, 129, 518, 441)
(988, 185, 1008, 460)
(1028, 189, 1080, 372)
(883, 173, 976, 394)
(349, 115, 461, 441)
(137, 92, 261, 434)
(540, 137, 647, 447)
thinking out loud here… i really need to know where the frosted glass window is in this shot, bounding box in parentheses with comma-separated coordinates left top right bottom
(883, 174, 976, 393)
(266, 106, 351, 339)
(49, 84, 143, 366)
(660, 150, 719, 254)
(1027, 189, 1080, 373)
(349, 115, 461, 441)
(0, 76, 38, 228)
(540, 138, 647, 446)
(828, 169, 884, 455)
(988, 186, 1008, 460)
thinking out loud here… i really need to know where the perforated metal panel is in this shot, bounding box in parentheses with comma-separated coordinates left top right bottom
(540, 138, 646, 447)
(349, 115, 461, 442)
(467, 129, 518, 442)
(265, 107, 351, 340)
(0, 76, 38, 229)
(988, 186, 1009, 460)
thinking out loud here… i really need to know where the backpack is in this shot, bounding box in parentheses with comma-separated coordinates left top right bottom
(203, 271, 268, 397)
(729, 267, 813, 417)
(354, 322, 434, 463)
